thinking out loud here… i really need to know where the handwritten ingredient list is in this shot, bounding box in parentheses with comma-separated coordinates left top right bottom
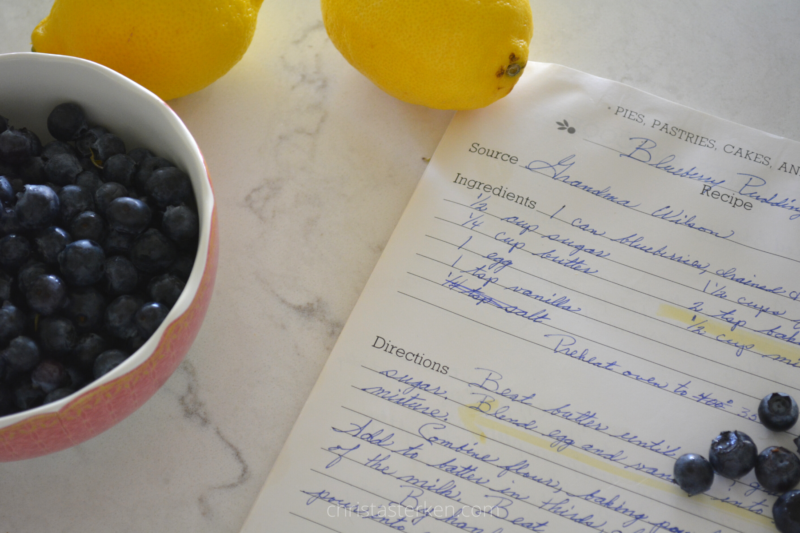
(241, 63, 800, 533)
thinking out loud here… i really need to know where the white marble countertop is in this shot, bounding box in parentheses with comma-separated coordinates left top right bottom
(1, 1, 799, 531)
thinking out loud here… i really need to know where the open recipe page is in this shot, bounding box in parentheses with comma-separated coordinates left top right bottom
(241, 63, 800, 533)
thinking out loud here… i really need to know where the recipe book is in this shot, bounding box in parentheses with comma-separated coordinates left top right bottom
(241, 63, 800, 533)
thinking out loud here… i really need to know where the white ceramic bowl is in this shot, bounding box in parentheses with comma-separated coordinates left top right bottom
(0, 52, 218, 461)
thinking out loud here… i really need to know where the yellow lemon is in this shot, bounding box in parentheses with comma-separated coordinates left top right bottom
(32, 0, 264, 101)
(321, 0, 533, 110)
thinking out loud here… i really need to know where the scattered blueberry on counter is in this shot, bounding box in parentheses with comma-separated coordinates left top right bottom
(0, 103, 198, 417)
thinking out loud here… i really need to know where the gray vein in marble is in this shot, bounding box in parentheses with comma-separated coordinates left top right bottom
(177, 361, 251, 519)
(243, 181, 285, 223)
(244, 22, 331, 224)
(290, 20, 325, 47)
(276, 22, 329, 147)
(271, 289, 344, 341)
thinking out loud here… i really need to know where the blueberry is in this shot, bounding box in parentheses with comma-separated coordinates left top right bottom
(0, 384, 14, 415)
(0, 234, 33, 272)
(71, 332, 108, 368)
(134, 156, 173, 191)
(18, 156, 47, 185)
(105, 295, 144, 339)
(31, 359, 70, 393)
(103, 154, 136, 187)
(47, 103, 89, 141)
(58, 240, 106, 286)
(774, 490, 800, 533)
(102, 229, 133, 255)
(0, 270, 11, 301)
(15, 184, 60, 230)
(58, 184, 94, 222)
(135, 302, 169, 337)
(137, 193, 160, 222)
(0, 302, 26, 344)
(9, 177, 25, 195)
(44, 153, 83, 186)
(104, 255, 138, 295)
(94, 182, 128, 214)
(75, 169, 104, 194)
(41, 140, 79, 161)
(44, 182, 63, 195)
(709, 430, 757, 479)
(0, 206, 22, 235)
(0, 175, 13, 205)
(145, 166, 192, 207)
(69, 211, 105, 242)
(168, 254, 194, 280)
(25, 274, 67, 316)
(35, 226, 72, 264)
(38, 316, 78, 357)
(147, 273, 185, 307)
(756, 446, 800, 493)
(0, 128, 33, 164)
(759, 393, 799, 431)
(91, 132, 125, 163)
(93, 349, 129, 379)
(673, 453, 714, 496)
(130, 228, 176, 273)
(64, 287, 106, 332)
(127, 147, 154, 166)
(79, 156, 99, 173)
(64, 365, 89, 390)
(44, 387, 75, 404)
(1, 336, 39, 374)
(106, 197, 151, 234)
(162, 204, 198, 248)
(17, 261, 49, 294)
(77, 158, 95, 173)
(19, 128, 42, 157)
(75, 126, 108, 157)
(13, 382, 45, 411)
(126, 332, 148, 352)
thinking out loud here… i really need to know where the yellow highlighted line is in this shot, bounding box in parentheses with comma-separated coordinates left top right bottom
(658, 304, 800, 365)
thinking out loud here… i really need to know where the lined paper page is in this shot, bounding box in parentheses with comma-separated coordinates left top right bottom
(241, 63, 800, 533)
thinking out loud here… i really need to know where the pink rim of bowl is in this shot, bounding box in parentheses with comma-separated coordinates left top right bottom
(0, 52, 218, 461)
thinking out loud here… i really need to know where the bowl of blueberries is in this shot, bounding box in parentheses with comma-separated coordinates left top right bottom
(0, 52, 218, 461)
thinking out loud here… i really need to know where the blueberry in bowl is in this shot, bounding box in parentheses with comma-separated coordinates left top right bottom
(0, 52, 217, 461)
